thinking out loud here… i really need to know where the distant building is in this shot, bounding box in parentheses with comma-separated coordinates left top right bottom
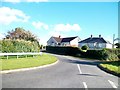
(78, 35, 112, 49)
(47, 36, 80, 47)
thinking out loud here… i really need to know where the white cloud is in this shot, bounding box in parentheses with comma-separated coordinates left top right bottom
(32, 21, 49, 30)
(0, 7, 30, 25)
(54, 24, 81, 32)
(26, 0, 48, 2)
(2, 0, 21, 3)
(2, 0, 48, 3)
(0, 33, 5, 40)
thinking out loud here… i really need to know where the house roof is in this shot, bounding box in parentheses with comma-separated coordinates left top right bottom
(61, 37, 77, 42)
(53, 37, 62, 43)
(79, 37, 107, 43)
(53, 36, 78, 43)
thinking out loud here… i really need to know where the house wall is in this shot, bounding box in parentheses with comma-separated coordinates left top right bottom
(78, 43, 87, 47)
(61, 42, 70, 46)
(47, 37, 57, 46)
(106, 43, 112, 49)
(79, 43, 107, 49)
(70, 37, 79, 47)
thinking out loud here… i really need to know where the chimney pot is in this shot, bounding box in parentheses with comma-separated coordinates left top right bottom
(99, 35, 101, 38)
(59, 35, 61, 38)
(91, 35, 93, 38)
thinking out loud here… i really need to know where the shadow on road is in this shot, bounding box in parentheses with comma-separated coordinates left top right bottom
(61, 59, 101, 66)
(77, 74, 101, 77)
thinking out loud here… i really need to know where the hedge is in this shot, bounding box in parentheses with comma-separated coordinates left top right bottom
(46, 46, 120, 61)
(46, 46, 82, 56)
(0, 39, 40, 53)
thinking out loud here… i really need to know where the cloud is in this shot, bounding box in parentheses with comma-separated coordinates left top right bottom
(26, 0, 48, 2)
(32, 21, 49, 30)
(0, 33, 5, 40)
(2, 0, 48, 3)
(54, 24, 81, 32)
(2, 0, 21, 3)
(0, 7, 30, 25)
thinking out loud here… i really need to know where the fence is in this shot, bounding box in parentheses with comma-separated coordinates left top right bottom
(0, 52, 42, 59)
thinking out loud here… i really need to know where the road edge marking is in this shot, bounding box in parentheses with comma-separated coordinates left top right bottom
(108, 80, 117, 88)
(77, 64, 82, 74)
(83, 82, 88, 89)
(1, 60, 59, 74)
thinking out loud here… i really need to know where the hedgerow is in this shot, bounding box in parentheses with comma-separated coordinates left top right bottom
(1, 39, 40, 53)
(46, 46, 120, 61)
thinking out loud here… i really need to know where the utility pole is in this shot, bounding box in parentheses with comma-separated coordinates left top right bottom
(112, 34, 115, 49)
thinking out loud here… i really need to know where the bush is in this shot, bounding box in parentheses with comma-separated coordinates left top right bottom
(46, 46, 120, 61)
(1, 39, 40, 53)
(105, 48, 120, 61)
(82, 49, 109, 60)
(107, 53, 119, 61)
(46, 46, 81, 56)
(81, 45, 89, 50)
(117, 54, 120, 60)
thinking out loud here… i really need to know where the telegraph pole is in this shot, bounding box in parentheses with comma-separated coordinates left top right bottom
(112, 34, 115, 49)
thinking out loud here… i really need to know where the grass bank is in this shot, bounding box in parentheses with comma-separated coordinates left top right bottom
(0, 53, 57, 70)
(100, 61, 120, 74)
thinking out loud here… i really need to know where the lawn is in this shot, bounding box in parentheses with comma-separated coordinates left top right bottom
(0, 53, 57, 70)
(100, 61, 120, 74)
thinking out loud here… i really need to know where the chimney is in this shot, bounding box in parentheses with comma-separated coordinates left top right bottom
(59, 35, 61, 38)
(99, 35, 101, 38)
(90, 35, 93, 38)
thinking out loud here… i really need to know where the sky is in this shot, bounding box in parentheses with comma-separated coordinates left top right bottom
(0, 0, 119, 45)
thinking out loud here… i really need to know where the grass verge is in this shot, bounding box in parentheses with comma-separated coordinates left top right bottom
(100, 61, 120, 74)
(0, 53, 57, 71)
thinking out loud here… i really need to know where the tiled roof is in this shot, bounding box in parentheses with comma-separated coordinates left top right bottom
(53, 36, 78, 43)
(53, 37, 62, 43)
(61, 37, 77, 42)
(79, 37, 107, 43)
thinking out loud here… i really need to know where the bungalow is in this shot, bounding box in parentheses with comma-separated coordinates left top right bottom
(78, 35, 112, 49)
(47, 36, 80, 47)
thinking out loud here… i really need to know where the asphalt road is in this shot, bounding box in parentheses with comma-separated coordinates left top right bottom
(2, 54, 119, 88)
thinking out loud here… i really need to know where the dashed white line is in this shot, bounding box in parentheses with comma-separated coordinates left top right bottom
(108, 80, 117, 88)
(77, 64, 82, 74)
(83, 82, 88, 89)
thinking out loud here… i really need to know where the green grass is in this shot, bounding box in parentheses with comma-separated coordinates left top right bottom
(100, 61, 120, 74)
(0, 54, 57, 70)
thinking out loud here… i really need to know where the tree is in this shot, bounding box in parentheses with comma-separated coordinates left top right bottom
(81, 45, 89, 50)
(5, 27, 38, 42)
(115, 43, 120, 48)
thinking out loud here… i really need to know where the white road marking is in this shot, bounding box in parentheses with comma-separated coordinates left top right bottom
(77, 64, 82, 74)
(108, 80, 117, 88)
(83, 82, 88, 89)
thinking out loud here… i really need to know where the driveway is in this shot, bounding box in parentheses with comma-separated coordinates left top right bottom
(2, 54, 119, 88)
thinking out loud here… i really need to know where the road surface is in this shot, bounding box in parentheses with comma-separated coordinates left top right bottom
(2, 54, 119, 89)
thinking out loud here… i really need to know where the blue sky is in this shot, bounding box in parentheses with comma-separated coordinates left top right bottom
(0, 0, 119, 45)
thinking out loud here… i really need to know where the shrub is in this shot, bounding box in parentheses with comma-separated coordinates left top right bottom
(46, 46, 120, 61)
(46, 46, 81, 56)
(117, 54, 120, 60)
(83, 49, 109, 60)
(107, 53, 119, 61)
(81, 45, 89, 50)
(1, 39, 40, 53)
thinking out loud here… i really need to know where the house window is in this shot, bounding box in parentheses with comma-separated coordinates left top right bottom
(58, 43, 61, 45)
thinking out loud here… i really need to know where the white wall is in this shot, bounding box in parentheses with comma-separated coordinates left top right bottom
(61, 42, 70, 46)
(79, 43, 107, 49)
(78, 43, 87, 47)
(106, 43, 112, 49)
(70, 37, 79, 47)
(47, 37, 57, 46)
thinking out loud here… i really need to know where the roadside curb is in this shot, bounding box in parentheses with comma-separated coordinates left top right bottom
(97, 64, 120, 78)
(0, 60, 59, 74)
